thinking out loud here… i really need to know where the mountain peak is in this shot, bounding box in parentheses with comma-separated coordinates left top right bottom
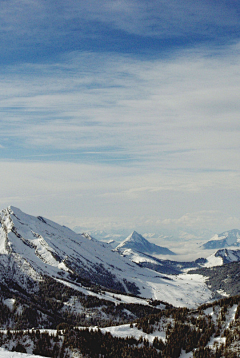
(127, 231, 146, 242)
(116, 231, 175, 255)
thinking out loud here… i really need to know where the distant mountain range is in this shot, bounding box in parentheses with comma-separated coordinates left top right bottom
(201, 229, 240, 249)
(114, 230, 240, 274)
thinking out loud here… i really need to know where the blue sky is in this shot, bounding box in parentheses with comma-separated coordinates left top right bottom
(1, 0, 240, 239)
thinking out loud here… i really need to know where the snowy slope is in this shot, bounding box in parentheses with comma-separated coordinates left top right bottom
(201, 229, 240, 249)
(0, 206, 145, 294)
(0, 349, 45, 358)
(203, 248, 240, 267)
(116, 248, 208, 275)
(0, 206, 214, 308)
(1, 296, 240, 358)
(115, 231, 175, 255)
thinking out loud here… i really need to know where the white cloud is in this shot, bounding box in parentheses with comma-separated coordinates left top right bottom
(0, 43, 240, 234)
(1, 45, 240, 172)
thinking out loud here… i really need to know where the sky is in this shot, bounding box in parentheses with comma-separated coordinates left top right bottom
(1, 0, 240, 241)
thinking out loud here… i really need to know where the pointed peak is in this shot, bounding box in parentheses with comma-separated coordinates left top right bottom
(126, 231, 146, 242)
(130, 231, 142, 238)
(116, 230, 175, 255)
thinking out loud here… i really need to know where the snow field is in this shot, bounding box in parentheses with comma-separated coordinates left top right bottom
(100, 323, 166, 343)
(0, 348, 45, 358)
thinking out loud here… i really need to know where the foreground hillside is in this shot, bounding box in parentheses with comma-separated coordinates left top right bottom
(0, 294, 239, 358)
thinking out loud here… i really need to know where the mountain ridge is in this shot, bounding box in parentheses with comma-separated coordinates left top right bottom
(201, 229, 240, 249)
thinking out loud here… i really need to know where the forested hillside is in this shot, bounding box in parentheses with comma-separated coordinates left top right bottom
(0, 294, 239, 357)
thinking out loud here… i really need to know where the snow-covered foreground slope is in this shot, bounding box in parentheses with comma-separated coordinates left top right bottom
(90, 323, 167, 343)
(91, 297, 240, 357)
(0, 349, 45, 358)
(0, 206, 214, 308)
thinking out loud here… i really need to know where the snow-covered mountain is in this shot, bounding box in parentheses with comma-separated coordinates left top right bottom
(203, 248, 240, 267)
(115, 231, 175, 256)
(0, 206, 146, 295)
(201, 229, 240, 249)
(0, 206, 214, 308)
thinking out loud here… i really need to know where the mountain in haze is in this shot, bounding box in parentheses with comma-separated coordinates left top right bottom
(115, 231, 176, 255)
(201, 229, 240, 249)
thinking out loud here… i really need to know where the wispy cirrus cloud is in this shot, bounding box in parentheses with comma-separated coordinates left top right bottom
(0, 44, 240, 170)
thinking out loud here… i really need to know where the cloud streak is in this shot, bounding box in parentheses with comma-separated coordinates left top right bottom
(0, 45, 240, 171)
